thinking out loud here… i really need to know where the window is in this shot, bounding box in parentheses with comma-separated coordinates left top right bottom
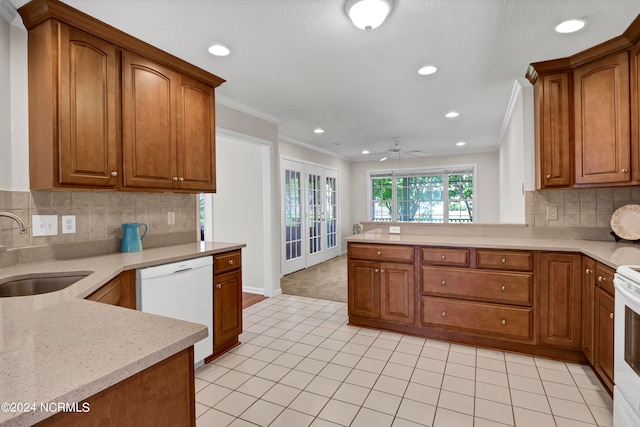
(370, 167, 474, 223)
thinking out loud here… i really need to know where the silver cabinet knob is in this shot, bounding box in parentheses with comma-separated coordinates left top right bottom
(110, 171, 118, 177)
(377, 251, 382, 256)
(172, 177, 179, 181)
(597, 275, 605, 282)
(374, 269, 379, 273)
(585, 268, 591, 274)
(228, 260, 234, 265)
(441, 312, 446, 317)
(622, 168, 629, 173)
(441, 254, 446, 260)
(380, 269, 385, 273)
(216, 284, 221, 288)
(546, 174, 551, 179)
(441, 280, 446, 286)
(501, 285, 506, 292)
(179, 177, 184, 182)
(610, 312, 614, 319)
(501, 319, 507, 325)
(501, 258, 506, 264)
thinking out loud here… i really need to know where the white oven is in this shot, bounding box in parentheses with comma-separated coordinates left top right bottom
(614, 265, 640, 427)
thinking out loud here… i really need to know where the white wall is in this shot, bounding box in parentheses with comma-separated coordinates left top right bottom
(212, 135, 266, 293)
(278, 138, 353, 251)
(0, 17, 11, 190)
(498, 82, 535, 223)
(350, 151, 500, 224)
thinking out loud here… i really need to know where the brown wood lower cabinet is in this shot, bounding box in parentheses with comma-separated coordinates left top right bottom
(207, 250, 243, 360)
(35, 347, 195, 427)
(86, 271, 136, 309)
(594, 287, 615, 391)
(380, 263, 414, 324)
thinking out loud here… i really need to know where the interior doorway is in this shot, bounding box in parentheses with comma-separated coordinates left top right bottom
(281, 158, 339, 275)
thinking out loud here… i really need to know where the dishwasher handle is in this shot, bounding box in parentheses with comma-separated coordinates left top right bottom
(173, 267, 193, 274)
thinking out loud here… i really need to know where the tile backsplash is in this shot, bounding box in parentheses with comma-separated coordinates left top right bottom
(0, 190, 198, 266)
(526, 187, 640, 228)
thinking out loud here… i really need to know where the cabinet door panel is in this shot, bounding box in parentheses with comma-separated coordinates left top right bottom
(581, 257, 596, 364)
(574, 51, 631, 184)
(538, 253, 582, 349)
(594, 287, 614, 391)
(58, 25, 118, 187)
(380, 263, 414, 324)
(122, 51, 177, 189)
(348, 261, 380, 319)
(177, 75, 216, 191)
(539, 72, 572, 188)
(214, 270, 242, 346)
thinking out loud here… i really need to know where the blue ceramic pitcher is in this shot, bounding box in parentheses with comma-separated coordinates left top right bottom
(121, 223, 148, 252)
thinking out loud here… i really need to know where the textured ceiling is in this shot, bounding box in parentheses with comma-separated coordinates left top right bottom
(9, 0, 640, 160)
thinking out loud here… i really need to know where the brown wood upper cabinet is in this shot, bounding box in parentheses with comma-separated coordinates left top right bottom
(536, 72, 572, 188)
(574, 51, 631, 185)
(18, 0, 223, 193)
(527, 14, 640, 189)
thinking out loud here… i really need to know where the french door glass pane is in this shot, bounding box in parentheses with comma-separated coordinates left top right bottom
(285, 169, 302, 261)
(326, 176, 337, 249)
(308, 174, 322, 254)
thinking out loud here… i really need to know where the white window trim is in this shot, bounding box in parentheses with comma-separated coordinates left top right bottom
(367, 164, 477, 223)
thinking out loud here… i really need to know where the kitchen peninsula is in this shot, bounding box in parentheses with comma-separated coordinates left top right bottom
(346, 228, 640, 394)
(0, 241, 245, 427)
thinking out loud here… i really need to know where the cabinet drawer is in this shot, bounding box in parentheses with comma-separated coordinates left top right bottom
(349, 244, 414, 263)
(420, 247, 469, 267)
(214, 251, 242, 274)
(421, 267, 532, 306)
(595, 263, 615, 296)
(421, 296, 533, 341)
(476, 250, 533, 271)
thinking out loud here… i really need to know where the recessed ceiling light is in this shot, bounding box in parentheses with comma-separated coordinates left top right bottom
(313, 128, 325, 134)
(445, 111, 459, 118)
(555, 19, 585, 34)
(418, 65, 437, 75)
(208, 44, 230, 56)
(456, 141, 466, 146)
(361, 150, 370, 155)
(333, 143, 343, 147)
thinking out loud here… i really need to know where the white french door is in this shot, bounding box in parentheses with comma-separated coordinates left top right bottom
(281, 159, 339, 275)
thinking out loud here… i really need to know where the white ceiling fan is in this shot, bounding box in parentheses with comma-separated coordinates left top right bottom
(364, 138, 431, 162)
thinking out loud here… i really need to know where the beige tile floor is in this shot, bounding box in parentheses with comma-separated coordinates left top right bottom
(195, 295, 613, 427)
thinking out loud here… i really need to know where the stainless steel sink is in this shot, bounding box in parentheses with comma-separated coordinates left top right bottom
(0, 274, 89, 297)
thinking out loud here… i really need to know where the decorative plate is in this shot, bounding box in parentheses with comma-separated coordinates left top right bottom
(611, 204, 640, 240)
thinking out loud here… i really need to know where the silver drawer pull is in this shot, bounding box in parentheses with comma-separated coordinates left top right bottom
(501, 258, 506, 264)
(441, 280, 446, 286)
(501, 319, 507, 325)
(441, 311, 446, 317)
(501, 285, 506, 292)
(610, 312, 614, 319)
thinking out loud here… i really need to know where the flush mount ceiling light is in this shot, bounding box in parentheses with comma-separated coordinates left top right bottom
(445, 111, 459, 118)
(456, 141, 466, 146)
(345, 0, 393, 31)
(555, 19, 585, 33)
(361, 149, 370, 154)
(418, 65, 438, 75)
(313, 128, 325, 134)
(208, 44, 230, 56)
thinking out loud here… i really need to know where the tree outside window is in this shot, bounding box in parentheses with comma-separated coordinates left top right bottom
(370, 168, 474, 223)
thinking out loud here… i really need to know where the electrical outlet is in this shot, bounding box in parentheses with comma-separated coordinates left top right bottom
(389, 226, 401, 234)
(167, 211, 176, 225)
(62, 215, 76, 234)
(32, 215, 58, 236)
(546, 206, 558, 221)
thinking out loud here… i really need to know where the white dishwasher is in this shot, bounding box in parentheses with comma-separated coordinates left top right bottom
(136, 256, 213, 367)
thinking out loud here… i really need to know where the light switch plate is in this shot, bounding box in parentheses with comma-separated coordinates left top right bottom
(167, 211, 176, 225)
(62, 215, 76, 234)
(389, 226, 401, 234)
(546, 206, 558, 221)
(32, 215, 58, 236)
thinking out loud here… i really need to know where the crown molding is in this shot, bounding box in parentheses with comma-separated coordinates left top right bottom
(0, 0, 18, 24)
(279, 135, 351, 161)
(216, 95, 282, 125)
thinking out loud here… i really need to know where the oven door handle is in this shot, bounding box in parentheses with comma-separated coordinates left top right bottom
(615, 279, 640, 308)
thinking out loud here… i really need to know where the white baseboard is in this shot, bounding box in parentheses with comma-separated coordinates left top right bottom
(266, 287, 282, 298)
(242, 286, 265, 295)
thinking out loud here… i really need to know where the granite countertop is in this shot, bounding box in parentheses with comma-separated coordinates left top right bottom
(0, 241, 245, 427)
(345, 233, 640, 269)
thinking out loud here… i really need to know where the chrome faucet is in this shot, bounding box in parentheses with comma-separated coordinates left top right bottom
(0, 212, 29, 234)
